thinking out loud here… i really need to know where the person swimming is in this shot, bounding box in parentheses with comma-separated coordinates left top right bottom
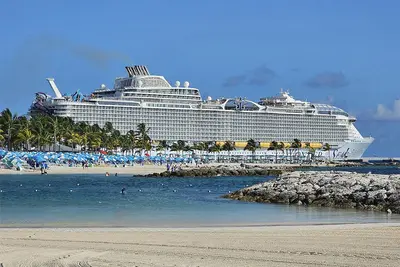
(105, 172, 109, 176)
(121, 187, 126, 194)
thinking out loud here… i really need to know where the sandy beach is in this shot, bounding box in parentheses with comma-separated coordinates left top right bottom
(0, 162, 313, 176)
(0, 224, 399, 267)
(0, 164, 167, 176)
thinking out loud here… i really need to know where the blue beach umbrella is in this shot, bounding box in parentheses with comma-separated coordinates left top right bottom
(11, 157, 24, 165)
(33, 155, 46, 163)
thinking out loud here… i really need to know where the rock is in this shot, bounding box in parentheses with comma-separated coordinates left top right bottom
(350, 192, 366, 203)
(144, 165, 285, 178)
(305, 194, 316, 204)
(350, 184, 364, 192)
(276, 190, 295, 204)
(224, 171, 400, 214)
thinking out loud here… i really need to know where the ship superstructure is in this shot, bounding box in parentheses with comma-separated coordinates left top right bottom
(30, 66, 373, 159)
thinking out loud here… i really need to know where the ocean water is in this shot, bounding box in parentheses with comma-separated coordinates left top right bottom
(1, 167, 400, 227)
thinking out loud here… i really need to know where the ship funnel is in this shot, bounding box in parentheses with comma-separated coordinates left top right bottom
(46, 78, 63, 98)
(125, 66, 150, 77)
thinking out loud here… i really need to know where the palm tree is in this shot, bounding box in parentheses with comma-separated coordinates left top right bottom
(136, 123, 151, 154)
(192, 141, 213, 154)
(183, 144, 193, 155)
(31, 115, 51, 151)
(16, 124, 34, 151)
(156, 140, 169, 155)
(278, 142, 286, 163)
(84, 124, 102, 151)
(290, 138, 302, 162)
(303, 142, 314, 162)
(126, 130, 137, 154)
(190, 141, 207, 160)
(170, 140, 186, 156)
(75, 121, 92, 151)
(0, 129, 5, 146)
(67, 132, 82, 151)
(58, 117, 75, 149)
(322, 143, 331, 161)
(104, 121, 114, 134)
(269, 141, 278, 163)
(244, 139, 258, 162)
(110, 130, 122, 151)
(209, 143, 222, 162)
(46, 115, 63, 151)
(222, 141, 235, 162)
(89, 132, 102, 151)
(119, 134, 131, 153)
(0, 108, 20, 151)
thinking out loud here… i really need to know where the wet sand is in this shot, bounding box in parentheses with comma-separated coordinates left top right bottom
(1, 223, 399, 267)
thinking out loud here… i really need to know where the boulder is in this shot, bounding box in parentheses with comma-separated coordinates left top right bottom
(224, 171, 400, 214)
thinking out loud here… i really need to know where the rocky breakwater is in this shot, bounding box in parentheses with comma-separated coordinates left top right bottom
(143, 164, 288, 177)
(224, 171, 400, 214)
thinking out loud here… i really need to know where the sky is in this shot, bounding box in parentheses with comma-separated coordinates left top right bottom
(0, 0, 399, 156)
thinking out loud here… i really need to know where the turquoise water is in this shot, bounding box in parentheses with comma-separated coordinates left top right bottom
(1, 168, 400, 227)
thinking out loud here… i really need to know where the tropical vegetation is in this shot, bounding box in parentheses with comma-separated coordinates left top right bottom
(0, 108, 330, 162)
(0, 108, 152, 153)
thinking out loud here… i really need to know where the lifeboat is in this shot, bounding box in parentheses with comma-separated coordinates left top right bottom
(234, 142, 247, 148)
(260, 142, 271, 148)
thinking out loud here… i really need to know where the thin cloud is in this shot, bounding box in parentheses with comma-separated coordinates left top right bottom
(305, 71, 349, 88)
(374, 99, 400, 120)
(222, 75, 247, 87)
(248, 65, 276, 86)
(36, 35, 131, 68)
(222, 65, 276, 87)
(0, 35, 131, 113)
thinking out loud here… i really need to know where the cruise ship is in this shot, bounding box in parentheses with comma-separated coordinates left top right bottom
(30, 65, 373, 159)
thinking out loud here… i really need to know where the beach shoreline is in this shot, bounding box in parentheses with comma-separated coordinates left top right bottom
(0, 164, 167, 175)
(1, 221, 398, 229)
(0, 162, 325, 176)
(1, 223, 399, 267)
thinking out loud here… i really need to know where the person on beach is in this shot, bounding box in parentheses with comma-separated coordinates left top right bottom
(40, 162, 48, 174)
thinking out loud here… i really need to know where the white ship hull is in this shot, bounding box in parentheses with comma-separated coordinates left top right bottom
(332, 137, 374, 160)
(190, 138, 373, 160)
